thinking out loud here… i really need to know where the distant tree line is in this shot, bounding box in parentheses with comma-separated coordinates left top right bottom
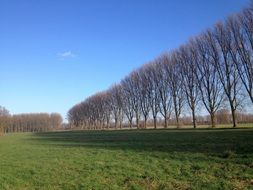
(0, 106, 63, 133)
(68, 3, 253, 129)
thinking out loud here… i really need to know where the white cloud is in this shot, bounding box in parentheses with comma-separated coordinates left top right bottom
(57, 51, 76, 59)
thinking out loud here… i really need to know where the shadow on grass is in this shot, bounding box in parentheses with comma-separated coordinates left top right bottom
(31, 129, 253, 155)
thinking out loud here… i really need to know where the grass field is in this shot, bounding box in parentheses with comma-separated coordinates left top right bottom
(0, 129, 253, 190)
(141, 123, 253, 129)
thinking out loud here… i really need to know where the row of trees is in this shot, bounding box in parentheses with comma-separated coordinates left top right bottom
(0, 106, 63, 133)
(68, 3, 253, 129)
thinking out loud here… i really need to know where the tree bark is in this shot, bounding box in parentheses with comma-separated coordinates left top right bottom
(153, 116, 157, 129)
(231, 108, 237, 128)
(192, 108, 197, 128)
(210, 112, 216, 128)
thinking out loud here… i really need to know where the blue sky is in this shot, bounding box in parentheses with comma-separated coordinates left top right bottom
(0, 0, 250, 121)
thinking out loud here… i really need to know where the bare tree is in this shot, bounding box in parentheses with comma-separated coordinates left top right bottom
(155, 55, 173, 128)
(121, 72, 141, 128)
(108, 85, 123, 129)
(228, 9, 253, 103)
(2, 112, 63, 133)
(103, 92, 112, 129)
(144, 62, 160, 128)
(178, 43, 200, 128)
(0, 106, 10, 116)
(165, 52, 185, 127)
(137, 66, 152, 128)
(213, 22, 242, 127)
(195, 32, 224, 128)
(0, 106, 10, 133)
(50, 113, 63, 129)
(121, 81, 134, 128)
(67, 3, 253, 130)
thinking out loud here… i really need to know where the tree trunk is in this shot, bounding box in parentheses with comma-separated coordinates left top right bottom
(173, 95, 179, 128)
(119, 120, 122, 129)
(192, 108, 197, 129)
(164, 110, 168, 128)
(176, 114, 180, 128)
(136, 118, 139, 129)
(136, 113, 139, 129)
(210, 112, 216, 128)
(144, 119, 147, 129)
(231, 108, 237, 128)
(129, 119, 132, 128)
(114, 118, 118, 129)
(144, 115, 147, 129)
(153, 116, 157, 129)
(106, 118, 110, 129)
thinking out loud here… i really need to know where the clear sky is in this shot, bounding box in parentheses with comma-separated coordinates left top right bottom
(0, 0, 250, 121)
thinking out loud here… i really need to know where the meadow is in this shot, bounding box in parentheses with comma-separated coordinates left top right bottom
(0, 128, 253, 190)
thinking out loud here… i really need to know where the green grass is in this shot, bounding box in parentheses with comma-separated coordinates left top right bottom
(152, 123, 253, 128)
(0, 129, 253, 190)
